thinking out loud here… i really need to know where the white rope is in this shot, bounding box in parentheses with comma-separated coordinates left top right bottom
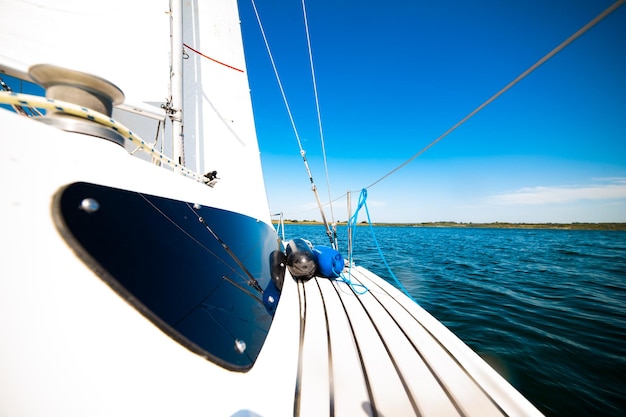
(0, 91, 203, 182)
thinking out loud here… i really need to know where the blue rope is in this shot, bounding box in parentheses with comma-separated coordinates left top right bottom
(348, 189, 418, 303)
(338, 270, 369, 295)
(333, 191, 367, 294)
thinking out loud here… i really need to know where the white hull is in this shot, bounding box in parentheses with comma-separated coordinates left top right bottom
(0, 109, 296, 416)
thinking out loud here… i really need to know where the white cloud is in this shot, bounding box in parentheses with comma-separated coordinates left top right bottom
(489, 178, 626, 206)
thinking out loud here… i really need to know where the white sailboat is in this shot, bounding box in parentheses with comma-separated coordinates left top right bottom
(5, 0, 618, 416)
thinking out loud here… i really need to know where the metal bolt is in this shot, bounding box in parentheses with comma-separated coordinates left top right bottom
(234, 339, 247, 354)
(79, 198, 100, 213)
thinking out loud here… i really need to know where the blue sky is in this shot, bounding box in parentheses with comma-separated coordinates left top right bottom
(239, 0, 626, 223)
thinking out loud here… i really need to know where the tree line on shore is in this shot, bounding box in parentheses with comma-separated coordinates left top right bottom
(273, 219, 626, 231)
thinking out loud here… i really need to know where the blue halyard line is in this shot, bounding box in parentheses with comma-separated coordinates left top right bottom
(348, 189, 418, 303)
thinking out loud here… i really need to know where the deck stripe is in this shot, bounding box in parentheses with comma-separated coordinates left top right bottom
(351, 267, 510, 416)
(349, 269, 467, 416)
(314, 279, 335, 416)
(335, 278, 422, 416)
(294, 280, 306, 416)
(293, 266, 529, 416)
(327, 279, 378, 416)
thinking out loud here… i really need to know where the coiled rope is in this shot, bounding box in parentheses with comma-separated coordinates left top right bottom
(0, 91, 203, 182)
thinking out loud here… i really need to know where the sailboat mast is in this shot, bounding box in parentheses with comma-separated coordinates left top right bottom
(170, 0, 184, 168)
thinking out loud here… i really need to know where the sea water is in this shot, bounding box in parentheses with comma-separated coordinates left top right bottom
(282, 224, 626, 417)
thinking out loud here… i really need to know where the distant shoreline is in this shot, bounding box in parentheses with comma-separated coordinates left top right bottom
(273, 220, 626, 231)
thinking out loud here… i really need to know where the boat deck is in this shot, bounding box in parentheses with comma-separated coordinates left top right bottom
(293, 265, 543, 417)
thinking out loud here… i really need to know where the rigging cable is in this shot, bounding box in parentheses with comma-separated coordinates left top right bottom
(250, 0, 336, 248)
(300, 0, 337, 246)
(359, 0, 625, 191)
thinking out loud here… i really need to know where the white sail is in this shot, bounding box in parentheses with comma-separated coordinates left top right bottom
(181, 0, 270, 218)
